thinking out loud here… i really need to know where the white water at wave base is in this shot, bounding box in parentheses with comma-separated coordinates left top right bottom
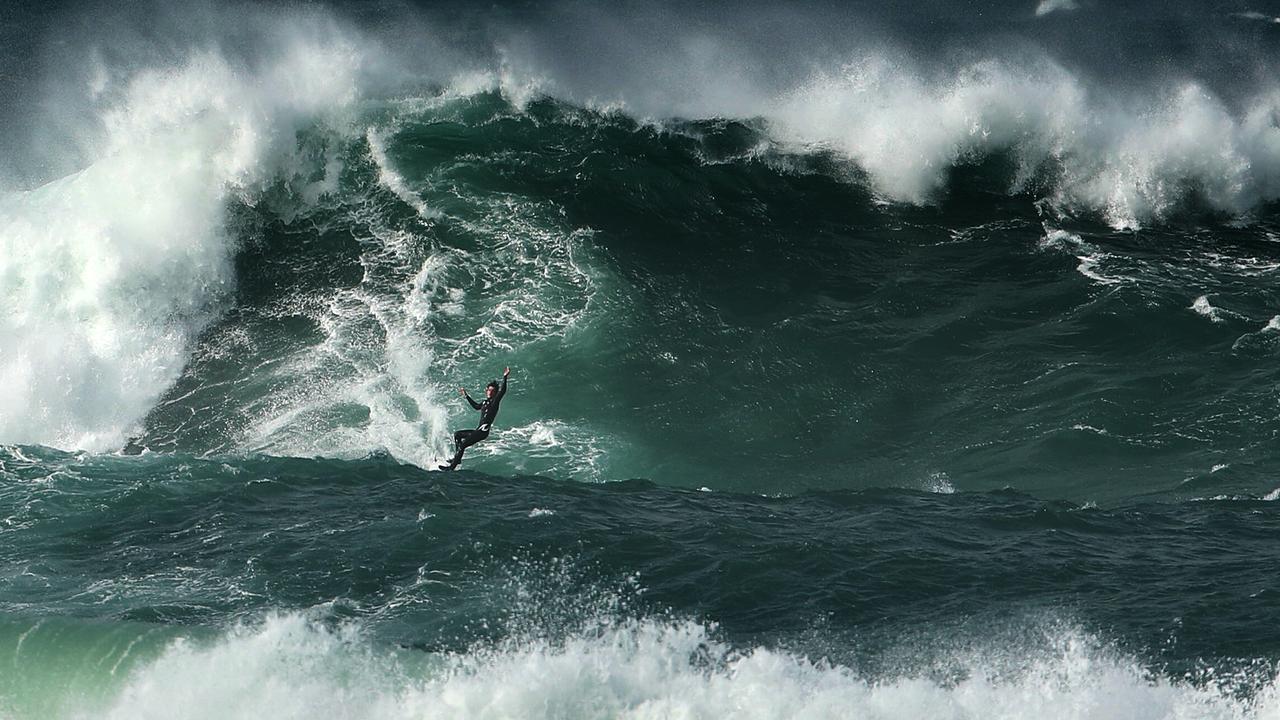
(766, 61, 1280, 228)
(23, 612, 1278, 720)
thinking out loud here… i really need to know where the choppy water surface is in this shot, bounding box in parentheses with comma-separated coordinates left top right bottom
(4, 1, 1280, 717)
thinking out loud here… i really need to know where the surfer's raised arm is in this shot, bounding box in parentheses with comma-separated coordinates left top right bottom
(497, 366, 510, 399)
(459, 387, 482, 410)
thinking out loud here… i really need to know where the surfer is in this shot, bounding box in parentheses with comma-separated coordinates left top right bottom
(439, 366, 510, 471)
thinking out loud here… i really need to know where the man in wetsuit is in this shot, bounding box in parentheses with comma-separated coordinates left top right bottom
(439, 366, 510, 471)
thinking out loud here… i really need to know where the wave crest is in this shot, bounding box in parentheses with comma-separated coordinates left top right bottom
(0, 15, 369, 451)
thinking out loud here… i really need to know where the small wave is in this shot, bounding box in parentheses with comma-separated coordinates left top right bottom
(1233, 11, 1280, 24)
(924, 471, 956, 494)
(1038, 227, 1128, 285)
(1231, 315, 1280, 354)
(1035, 0, 1080, 17)
(1191, 295, 1224, 323)
(1071, 424, 1110, 435)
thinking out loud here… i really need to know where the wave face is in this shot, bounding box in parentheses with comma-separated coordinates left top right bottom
(45, 85, 1280, 499)
(6, 1, 1280, 716)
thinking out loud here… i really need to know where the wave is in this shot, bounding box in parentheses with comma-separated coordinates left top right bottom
(460, 2, 1280, 228)
(3, 610, 1276, 720)
(0, 13, 371, 453)
(9, 1, 1280, 468)
(769, 62, 1280, 228)
(4, 448, 1280, 715)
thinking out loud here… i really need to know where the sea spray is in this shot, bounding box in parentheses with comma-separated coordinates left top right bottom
(0, 22, 368, 452)
(3, 7, 1280, 720)
(14, 611, 1272, 720)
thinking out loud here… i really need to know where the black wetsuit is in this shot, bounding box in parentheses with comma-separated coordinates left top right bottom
(441, 376, 507, 469)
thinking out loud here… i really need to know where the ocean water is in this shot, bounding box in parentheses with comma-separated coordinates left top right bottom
(4, 1, 1280, 717)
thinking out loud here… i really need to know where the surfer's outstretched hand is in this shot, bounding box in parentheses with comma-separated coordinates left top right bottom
(458, 387, 466, 395)
(503, 366, 510, 378)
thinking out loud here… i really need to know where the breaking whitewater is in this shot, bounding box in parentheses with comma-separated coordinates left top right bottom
(5, 1, 1280, 717)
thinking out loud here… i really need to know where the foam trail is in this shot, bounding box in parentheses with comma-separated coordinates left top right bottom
(0, 21, 367, 451)
(1234, 11, 1280, 24)
(1036, 0, 1080, 16)
(236, 233, 454, 468)
(367, 128, 439, 220)
(1191, 296, 1225, 323)
(45, 613, 1280, 720)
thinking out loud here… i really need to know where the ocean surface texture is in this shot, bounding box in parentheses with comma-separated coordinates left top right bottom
(4, 1, 1280, 717)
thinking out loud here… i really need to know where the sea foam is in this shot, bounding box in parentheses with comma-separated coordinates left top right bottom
(766, 62, 1280, 229)
(59, 612, 1280, 720)
(0, 18, 367, 452)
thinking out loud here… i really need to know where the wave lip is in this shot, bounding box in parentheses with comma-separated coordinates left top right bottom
(766, 57, 1280, 228)
(0, 18, 368, 452)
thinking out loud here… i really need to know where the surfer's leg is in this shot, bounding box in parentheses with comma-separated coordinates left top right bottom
(441, 430, 471, 470)
(441, 430, 490, 470)
(457, 430, 490, 455)
(442, 430, 482, 470)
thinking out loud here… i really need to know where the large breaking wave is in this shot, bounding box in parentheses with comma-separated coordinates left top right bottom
(0, 13, 371, 451)
(7, 1, 1280, 467)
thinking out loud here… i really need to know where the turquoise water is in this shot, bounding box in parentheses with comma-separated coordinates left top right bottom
(5, 1, 1280, 717)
